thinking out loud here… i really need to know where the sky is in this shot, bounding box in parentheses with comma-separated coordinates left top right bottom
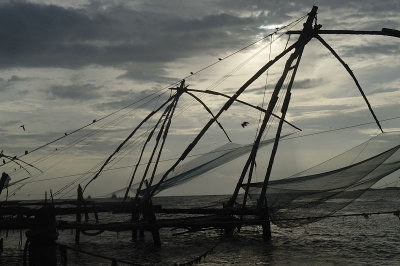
(0, 0, 399, 199)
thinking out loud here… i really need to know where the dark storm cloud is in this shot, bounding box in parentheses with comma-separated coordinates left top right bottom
(0, 2, 262, 70)
(230, 0, 399, 15)
(0, 0, 398, 84)
(0, 0, 398, 83)
(47, 84, 102, 101)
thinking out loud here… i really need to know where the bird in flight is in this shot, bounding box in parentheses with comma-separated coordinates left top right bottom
(241, 122, 249, 128)
(20, 125, 25, 131)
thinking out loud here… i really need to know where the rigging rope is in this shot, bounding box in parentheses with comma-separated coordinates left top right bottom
(8, 114, 400, 195)
(0, 14, 308, 168)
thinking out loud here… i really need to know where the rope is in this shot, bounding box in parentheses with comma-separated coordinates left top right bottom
(9, 114, 400, 194)
(1, 90, 167, 166)
(57, 243, 144, 265)
(272, 209, 400, 222)
(284, 115, 400, 141)
(80, 230, 105, 236)
(0, 14, 308, 168)
(173, 15, 307, 122)
(174, 241, 221, 266)
(183, 14, 308, 79)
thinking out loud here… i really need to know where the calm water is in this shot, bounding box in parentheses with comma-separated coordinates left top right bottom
(1, 189, 400, 265)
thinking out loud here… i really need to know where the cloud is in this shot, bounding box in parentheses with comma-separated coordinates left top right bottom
(368, 87, 399, 95)
(0, 75, 29, 91)
(293, 78, 325, 90)
(96, 88, 169, 111)
(117, 64, 178, 84)
(0, 2, 266, 72)
(341, 44, 400, 58)
(0, 119, 22, 128)
(47, 84, 102, 101)
(0, 0, 399, 197)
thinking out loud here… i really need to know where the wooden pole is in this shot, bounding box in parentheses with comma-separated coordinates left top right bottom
(313, 34, 383, 133)
(185, 91, 232, 142)
(84, 94, 176, 192)
(150, 40, 298, 198)
(287, 28, 400, 38)
(256, 6, 318, 241)
(181, 88, 302, 131)
(227, 4, 318, 206)
(75, 185, 83, 244)
(122, 97, 175, 202)
(131, 198, 139, 242)
(143, 181, 160, 247)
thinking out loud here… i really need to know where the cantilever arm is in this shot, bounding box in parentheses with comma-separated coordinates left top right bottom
(149, 40, 300, 197)
(185, 91, 232, 142)
(183, 88, 302, 131)
(0, 153, 43, 175)
(314, 34, 383, 133)
(84, 94, 176, 192)
(287, 28, 400, 38)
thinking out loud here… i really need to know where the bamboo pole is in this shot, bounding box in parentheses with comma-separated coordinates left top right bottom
(150, 40, 299, 198)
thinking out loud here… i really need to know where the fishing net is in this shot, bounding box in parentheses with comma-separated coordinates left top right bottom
(245, 132, 400, 227)
(109, 136, 280, 197)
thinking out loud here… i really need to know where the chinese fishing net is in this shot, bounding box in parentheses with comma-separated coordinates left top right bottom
(108, 136, 280, 197)
(244, 131, 400, 227)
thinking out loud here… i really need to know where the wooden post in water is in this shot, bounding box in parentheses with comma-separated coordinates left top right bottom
(143, 180, 161, 247)
(131, 198, 140, 242)
(75, 184, 83, 244)
(25, 206, 58, 266)
(145, 201, 161, 247)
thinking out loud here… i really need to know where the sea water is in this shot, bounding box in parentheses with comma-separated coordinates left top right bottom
(1, 189, 400, 265)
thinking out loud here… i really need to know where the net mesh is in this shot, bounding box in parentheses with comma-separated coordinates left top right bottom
(245, 132, 400, 227)
(109, 136, 281, 197)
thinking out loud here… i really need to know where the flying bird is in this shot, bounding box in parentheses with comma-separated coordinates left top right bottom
(241, 122, 249, 128)
(20, 125, 25, 131)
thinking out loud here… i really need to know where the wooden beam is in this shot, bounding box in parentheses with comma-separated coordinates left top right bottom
(182, 88, 302, 131)
(287, 28, 400, 38)
(84, 94, 176, 191)
(185, 91, 232, 142)
(314, 34, 383, 133)
(149, 40, 299, 198)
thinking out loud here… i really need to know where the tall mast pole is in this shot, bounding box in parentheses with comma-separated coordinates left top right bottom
(256, 6, 318, 207)
(149, 41, 298, 197)
(228, 6, 319, 208)
(253, 6, 318, 241)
